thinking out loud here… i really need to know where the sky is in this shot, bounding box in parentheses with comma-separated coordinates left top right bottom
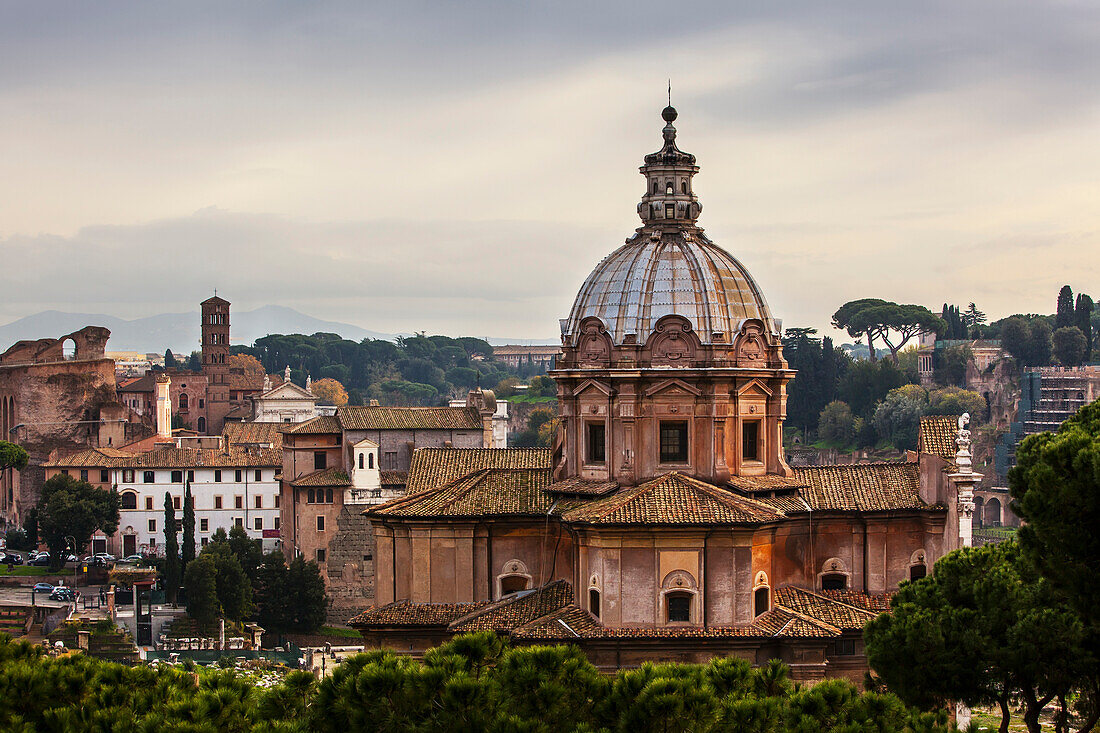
(2, 1, 1098, 343)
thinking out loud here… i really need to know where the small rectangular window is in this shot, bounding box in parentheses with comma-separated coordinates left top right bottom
(255, 469, 262, 481)
(200, 518, 208, 532)
(80, 469, 89, 482)
(100, 470, 109, 483)
(150, 537, 157, 547)
(742, 421, 760, 462)
(201, 537, 208, 546)
(235, 469, 242, 482)
(254, 495, 262, 509)
(187, 470, 194, 483)
(235, 495, 243, 509)
(274, 495, 280, 508)
(313, 452, 327, 470)
(143, 471, 155, 483)
(61, 470, 69, 476)
(316, 515, 325, 531)
(587, 423, 606, 464)
(215, 496, 223, 509)
(173, 496, 181, 510)
(254, 517, 263, 531)
(148, 519, 156, 532)
(145, 497, 153, 510)
(667, 593, 691, 623)
(234, 517, 243, 528)
(171, 470, 183, 483)
(316, 548, 326, 562)
(274, 517, 280, 530)
(214, 469, 222, 482)
(123, 469, 135, 483)
(659, 421, 689, 463)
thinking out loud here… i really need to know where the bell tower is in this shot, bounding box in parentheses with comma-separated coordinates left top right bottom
(201, 295, 231, 434)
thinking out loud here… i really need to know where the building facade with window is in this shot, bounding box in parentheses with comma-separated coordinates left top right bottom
(353, 107, 969, 681)
(44, 428, 283, 556)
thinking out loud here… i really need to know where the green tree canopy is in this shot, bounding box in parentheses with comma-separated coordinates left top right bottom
(36, 474, 120, 571)
(872, 385, 927, 451)
(928, 387, 986, 422)
(833, 299, 946, 363)
(1052, 326, 1088, 367)
(1075, 293, 1094, 357)
(183, 553, 219, 629)
(1001, 316, 1052, 368)
(227, 523, 262, 582)
(1056, 284, 1076, 330)
(199, 537, 254, 622)
(163, 492, 179, 603)
(0, 441, 29, 472)
(181, 481, 195, 571)
(865, 542, 1089, 733)
(817, 401, 856, 446)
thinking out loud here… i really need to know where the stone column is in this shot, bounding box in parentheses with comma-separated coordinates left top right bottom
(947, 413, 983, 550)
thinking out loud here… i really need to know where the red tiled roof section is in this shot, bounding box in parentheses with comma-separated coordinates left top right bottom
(727, 475, 809, 492)
(290, 468, 351, 487)
(222, 421, 289, 449)
(120, 446, 282, 468)
(918, 415, 959, 461)
(773, 586, 878, 630)
(819, 589, 893, 614)
(348, 601, 486, 628)
(338, 406, 483, 431)
(510, 605, 604, 640)
(448, 581, 574, 633)
(544, 477, 619, 497)
(561, 472, 785, 526)
(380, 471, 408, 487)
(370, 468, 554, 518)
(284, 415, 342, 434)
(43, 447, 136, 468)
(792, 462, 926, 512)
(405, 448, 552, 493)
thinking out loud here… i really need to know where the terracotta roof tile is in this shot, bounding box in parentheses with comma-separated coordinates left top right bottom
(819, 589, 893, 614)
(510, 605, 605, 640)
(349, 601, 484, 628)
(284, 415, 342, 434)
(405, 448, 552, 493)
(338, 406, 483, 431)
(290, 468, 351, 487)
(561, 472, 784, 526)
(792, 462, 927, 512)
(50, 446, 281, 469)
(773, 587, 878, 631)
(448, 581, 574, 633)
(727, 475, 809, 492)
(918, 415, 959, 461)
(544, 477, 620, 497)
(380, 471, 408, 487)
(43, 447, 136, 468)
(222, 422, 289, 449)
(370, 468, 555, 518)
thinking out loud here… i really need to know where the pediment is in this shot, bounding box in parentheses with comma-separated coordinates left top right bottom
(644, 378, 702, 398)
(352, 437, 379, 450)
(259, 381, 315, 401)
(572, 379, 613, 397)
(736, 379, 773, 398)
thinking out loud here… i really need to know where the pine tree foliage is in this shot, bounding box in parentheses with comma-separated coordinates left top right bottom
(163, 492, 179, 603)
(1056, 285, 1076, 330)
(182, 481, 195, 571)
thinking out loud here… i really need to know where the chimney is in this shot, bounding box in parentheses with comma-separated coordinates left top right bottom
(155, 373, 172, 439)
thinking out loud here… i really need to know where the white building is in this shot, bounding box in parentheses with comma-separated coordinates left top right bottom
(251, 374, 320, 424)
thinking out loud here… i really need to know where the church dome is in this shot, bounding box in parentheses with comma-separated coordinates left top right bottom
(561, 108, 776, 347)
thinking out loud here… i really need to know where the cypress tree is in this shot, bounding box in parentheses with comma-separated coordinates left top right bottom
(163, 492, 180, 604)
(1056, 285, 1075, 330)
(1075, 293, 1094, 357)
(181, 481, 195, 571)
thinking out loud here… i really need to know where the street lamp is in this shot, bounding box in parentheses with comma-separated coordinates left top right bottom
(65, 535, 78, 598)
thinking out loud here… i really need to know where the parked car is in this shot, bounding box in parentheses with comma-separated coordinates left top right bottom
(94, 553, 116, 562)
(0, 553, 23, 565)
(27, 550, 44, 561)
(30, 553, 51, 567)
(63, 553, 78, 563)
(49, 587, 75, 602)
(32, 583, 54, 594)
(121, 554, 144, 564)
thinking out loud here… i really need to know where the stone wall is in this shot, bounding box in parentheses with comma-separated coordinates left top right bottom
(325, 506, 376, 623)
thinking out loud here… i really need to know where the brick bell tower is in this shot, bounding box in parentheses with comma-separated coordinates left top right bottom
(201, 295, 231, 435)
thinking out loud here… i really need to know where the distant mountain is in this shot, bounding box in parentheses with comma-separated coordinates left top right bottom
(0, 306, 397, 354)
(0, 306, 559, 354)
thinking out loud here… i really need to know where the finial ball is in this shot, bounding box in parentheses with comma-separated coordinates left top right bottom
(662, 105, 677, 123)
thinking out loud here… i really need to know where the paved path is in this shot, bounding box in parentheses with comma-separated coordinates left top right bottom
(0, 586, 70, 609)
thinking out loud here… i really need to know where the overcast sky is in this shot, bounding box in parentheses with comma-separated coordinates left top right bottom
(2, 1, 1098, 342)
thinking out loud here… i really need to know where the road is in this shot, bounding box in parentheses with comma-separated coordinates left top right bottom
(0, 586, 69, 609)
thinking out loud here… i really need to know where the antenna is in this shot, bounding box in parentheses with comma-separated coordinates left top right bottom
(668, 79, 671, 106)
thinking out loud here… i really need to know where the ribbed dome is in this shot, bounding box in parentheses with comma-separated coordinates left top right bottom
(562, 230, 776, 346)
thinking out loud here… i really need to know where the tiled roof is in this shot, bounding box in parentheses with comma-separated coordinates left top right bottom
(284, 415, 342, 434)
(449, 581, 575, 633)
(43, 447, 136, 468)
(290, 468, 351, 487)
(117, 374, 155, 392)
(748, 608, 840, 638)
(819, 589, 893, 614)
(727, 474, 808, 493)
(116, 446, 282, 469)
(222, 421, 289, 449)
(405, 448, 552, 493)
(370, 468, 554, 518)
(349, 601, 486, 628)
(544, 477, 620, 497)
(792, 462, 927, 512)
(561, 472, 784, 526)
(773, 587, 878, 631)
(223, 404, 252, 420)
(338, 406, 483, 431)
(918, 415, 959, 460)
(380, 471, 408, 487)
(510, 605, 605, 640)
